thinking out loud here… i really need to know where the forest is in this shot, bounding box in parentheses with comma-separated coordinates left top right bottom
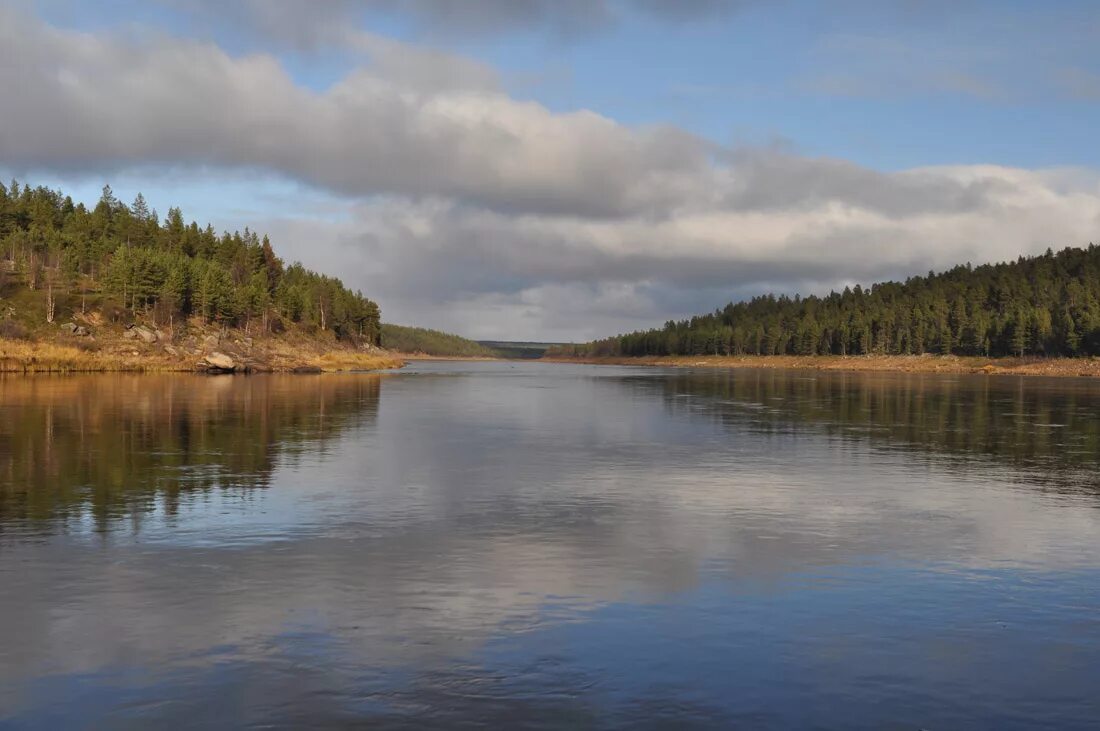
(556, 245, 1100, 358)
(0, 181, 381, 343)
(380, 324, 498, 357)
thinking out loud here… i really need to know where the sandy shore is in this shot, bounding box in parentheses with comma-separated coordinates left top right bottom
(542, 353, 1100, 378)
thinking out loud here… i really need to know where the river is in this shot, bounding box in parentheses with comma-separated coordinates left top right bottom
(1, 361, 1099, 728)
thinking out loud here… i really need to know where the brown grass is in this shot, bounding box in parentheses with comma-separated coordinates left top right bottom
(542, 353, 1100, 378)
(0, 337, 406, 374)
(396, 353, 501, 361)
(0, 339, 181, 373)
(306, 351, 406, 371)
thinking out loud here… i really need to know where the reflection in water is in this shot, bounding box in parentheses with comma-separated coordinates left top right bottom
(1, 363, 1099, 729)
(0, 374, 380, 532)
(656, 369, 1100, 492)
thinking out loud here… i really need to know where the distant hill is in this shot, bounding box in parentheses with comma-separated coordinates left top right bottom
(380, 329, 565, 359)
(477, 341, 563, 359)
(554, 245, 1100, 359)
(381, 324, 498, 357)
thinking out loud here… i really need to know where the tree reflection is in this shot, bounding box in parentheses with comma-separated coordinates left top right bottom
(658, 370, 1100, 491)
(0, 374, 380, 530)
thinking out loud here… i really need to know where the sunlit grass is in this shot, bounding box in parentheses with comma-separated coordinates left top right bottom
(543, 353, 1100, 378)
(0, 337, 406, 373)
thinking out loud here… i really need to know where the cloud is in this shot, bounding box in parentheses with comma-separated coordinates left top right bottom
(247, 163, 1100, 341)
(0, 10, 1023, 222)
(0, 8, 713, 218)
(6, 8, 1100, 341)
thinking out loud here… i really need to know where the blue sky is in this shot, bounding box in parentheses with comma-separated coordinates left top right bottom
(4, 0, 1100, 339)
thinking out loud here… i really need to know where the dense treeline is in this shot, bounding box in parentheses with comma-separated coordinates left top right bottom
(0, 181, 380, 342)
(380, 324, 497, 357)
(557, 245, 1100, 358)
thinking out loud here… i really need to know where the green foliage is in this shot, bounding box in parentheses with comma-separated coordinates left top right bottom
(0, 180, 380, 340)
(561, 246, 1100, 358)
(381, 324, 497, 357)
(478, 341, 561, 359)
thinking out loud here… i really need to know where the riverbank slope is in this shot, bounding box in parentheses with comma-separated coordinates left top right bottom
(542, 354, 1100, 378)
(0, 323, 404, 373)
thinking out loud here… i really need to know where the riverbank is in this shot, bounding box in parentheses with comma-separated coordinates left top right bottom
(0, 330, 405, 373)
(399, 353, 502, 361)
(542, 353, 1100, 378)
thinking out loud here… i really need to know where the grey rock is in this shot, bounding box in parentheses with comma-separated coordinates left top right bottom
(74, 325, 90, 337)
(163, 345, 180, 357)
(200, 352, 236, 371)
(122, 329, 138, 340)
(134, 326, 157, 344)
(60, 322, 78, 334)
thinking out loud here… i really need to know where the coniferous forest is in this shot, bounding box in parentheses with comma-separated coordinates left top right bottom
(380, 324, 498, 357)
(561, 245, 1100, 359)
(0, 181, 381, 343)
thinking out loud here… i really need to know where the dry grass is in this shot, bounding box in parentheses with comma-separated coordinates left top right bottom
(0, 339, 182, 373)
(396, 353, 500, 361)
(0, 336, 406, 374)
(307, 351, 406, 371)
(543, 353, 1100, 379)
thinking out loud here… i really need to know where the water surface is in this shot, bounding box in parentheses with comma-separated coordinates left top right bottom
(2, 362, 1099, 729)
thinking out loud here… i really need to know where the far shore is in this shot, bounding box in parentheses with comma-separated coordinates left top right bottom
(541, 353, 1100, 378)
(10, 339, 1100, 379)
(399, 353, 501, 362)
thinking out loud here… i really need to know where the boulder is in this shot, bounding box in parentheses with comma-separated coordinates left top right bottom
(74, 325, 90, 337)
(122, 329, 137, 340)
(202, 334, 220, 350)
(59, 322, 78, 334)
(163, 345, 180, 357)
(199, 351, 236, 372)
(134, 326, 158, 343)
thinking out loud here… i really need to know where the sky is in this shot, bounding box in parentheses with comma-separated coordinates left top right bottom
(2, 0, 1100, 341)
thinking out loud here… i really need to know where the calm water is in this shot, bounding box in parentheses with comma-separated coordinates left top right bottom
(2, 362, 1100, 729)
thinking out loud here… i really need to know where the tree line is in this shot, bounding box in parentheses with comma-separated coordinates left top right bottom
(380, 324, 498, 357)
(0, 181, 380, 342)
(554, 245, 1100, 358)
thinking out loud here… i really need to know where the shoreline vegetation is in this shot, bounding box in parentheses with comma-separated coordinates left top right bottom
(0, 181, 389, 373)
(0, 333, 405, 374)
(8, 338, 1100, 378)
(542, 353, 1100, 378)
(380, 323, 498, 358)
(554, 246, 1100, 362)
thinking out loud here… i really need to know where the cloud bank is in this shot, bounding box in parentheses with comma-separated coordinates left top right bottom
(2, 7, 1098, 340)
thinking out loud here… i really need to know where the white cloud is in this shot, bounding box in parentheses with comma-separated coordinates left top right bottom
(0, 7, 712, 218)
(246, 163, 1100, 341)
(5, 8, 1100, 340)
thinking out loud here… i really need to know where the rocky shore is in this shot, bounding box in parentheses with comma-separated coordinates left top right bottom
(0, 318, 405, 374)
